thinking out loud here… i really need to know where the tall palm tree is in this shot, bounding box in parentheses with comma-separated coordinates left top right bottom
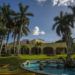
(0, 6, 8, 56)
(0, 27, 7, 56)
(0, 3, 33, 55)
(68, 5, 75, 53)
(0, 3, 15, 54)
(52, 11, 74, 55)
(0, 14, 7, 56)
(13, 3, 33, 54)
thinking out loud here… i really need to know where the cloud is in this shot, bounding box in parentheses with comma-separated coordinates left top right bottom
(40, 31, 45, 35)
(36, 0, 75, 6)
(32, 26, 45, 35)
(36, 0, 47, 3)
(52, 0, 74, 6)
(36, 0, 47, 5)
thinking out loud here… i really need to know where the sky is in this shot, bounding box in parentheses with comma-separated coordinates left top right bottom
(0, 0, 75, 43)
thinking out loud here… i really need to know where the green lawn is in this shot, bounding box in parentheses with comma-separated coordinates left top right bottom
(0, 54, 74, 75)
(19, 54, 67, 60)
(0, 54, 67, 71)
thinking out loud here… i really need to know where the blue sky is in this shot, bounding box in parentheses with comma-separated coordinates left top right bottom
(0, 0, 74, 43)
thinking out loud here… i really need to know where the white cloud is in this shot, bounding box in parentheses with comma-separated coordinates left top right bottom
(37, 0, 47, 3)
(36, 0, 47, 5)
(52, 0, 74, 6)
(32, 26, 45, 35)
(32, 26, 40, 35)
(40, 31, 45, 35)
(36, 0, 75, 6)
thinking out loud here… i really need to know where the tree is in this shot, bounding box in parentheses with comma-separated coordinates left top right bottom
(13, 3, 33, 54)
(0, 27, 7, 56)
(0, 3, 33, 56)
(52, 11, 74, 55)
(0, 5, 8, 56)
(0, 3, 15, 54)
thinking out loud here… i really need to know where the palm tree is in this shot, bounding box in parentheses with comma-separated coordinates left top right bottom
(52, 11, 74, 55)
(0, 3, 15, 54)
(12, 30, 17, 55)
(0, 3, 33, 55)
(68, 5, 75, 53)
(13, 3, 33, 54)
(0, 27, 7, 56)
(0, 14, 7, 56)
(0, 6, 8, 56)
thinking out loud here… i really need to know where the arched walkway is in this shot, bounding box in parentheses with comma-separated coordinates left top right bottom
(31, 47, 41, 55)
(43, 47, 54, 55)
(21, 46, 29, 54)
(1, 45, 6, 56)
(56, 47, 67, 54)
(10, 47, 14, 54)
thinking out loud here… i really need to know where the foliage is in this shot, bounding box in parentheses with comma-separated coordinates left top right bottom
(0, 3, 33, 55)
(52, 10, 74, 54)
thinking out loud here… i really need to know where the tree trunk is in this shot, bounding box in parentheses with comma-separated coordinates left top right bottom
(65, 32, 72, 56)
(5, 32, 10, 54)
(17, 34, 21, 55)
(29, 49, 31, 55)
(0, 37, 4, 56)
(13, 35, 16, 55)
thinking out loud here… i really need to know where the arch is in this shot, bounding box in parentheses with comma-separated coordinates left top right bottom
(20, 46, 29, 54)
(56, 47, 67, 54)
(9, 47, 17, 54)
(64, 48, 67, 53)
(1, 45, 6, 56)
(43, 47, 54, 55)
(31, 47, 41, 55)
(10, 47, 14, 54)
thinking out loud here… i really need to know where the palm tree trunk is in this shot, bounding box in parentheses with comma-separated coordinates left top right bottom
(17, 25, 23, 55)
(6, 32, 10, 54)
(17, 34, 21, 55)
(13, 35, 16, 55)
(29, 49, 31, 55)
(65, 32, 72, 56)
(0, 37, 4, 56)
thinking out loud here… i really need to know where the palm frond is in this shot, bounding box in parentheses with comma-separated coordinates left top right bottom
(24, 5, 29, 12)
(56, 26, 61, 36)
(25, 13, 34, 17)
(52, 22, 58, 30)
(54, 16, 59, 21)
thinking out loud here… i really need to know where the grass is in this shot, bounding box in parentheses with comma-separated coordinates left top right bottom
(19, 54, 67, 60)
(0, 54, 74, 75)
(0, 56, 20, 72)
